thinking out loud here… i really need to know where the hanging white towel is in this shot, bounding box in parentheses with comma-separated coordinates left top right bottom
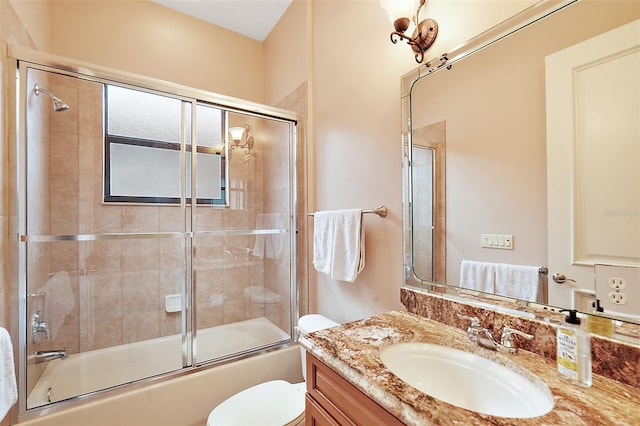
(313, 209, 364, 283)
(460, 260, 496, 293)
(252, 213, 285, 259)
(0, 327, 17, 422)
(494, 263, 541, 302)
(34, 271, 74, 340)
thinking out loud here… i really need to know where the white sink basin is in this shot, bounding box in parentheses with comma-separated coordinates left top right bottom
(380, 342, 554, 418)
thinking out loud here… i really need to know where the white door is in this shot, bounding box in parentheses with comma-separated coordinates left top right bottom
(546, 19, 640, 311)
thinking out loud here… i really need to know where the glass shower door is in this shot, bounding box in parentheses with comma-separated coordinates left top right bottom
(21, 68, 189, 408)
(193, 111, 295, 365)
(17, 57, 298, 413)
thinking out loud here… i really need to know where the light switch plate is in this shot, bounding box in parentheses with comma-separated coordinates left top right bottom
(481, 234, 514, 250)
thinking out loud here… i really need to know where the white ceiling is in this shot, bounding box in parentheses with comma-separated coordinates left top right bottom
(151, 0, 293, 42)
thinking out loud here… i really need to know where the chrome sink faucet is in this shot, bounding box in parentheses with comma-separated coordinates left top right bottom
(458, 314, 482, 343)
(458, 314, 533, 355)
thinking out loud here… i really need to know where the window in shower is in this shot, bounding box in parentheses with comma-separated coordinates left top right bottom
(104, 85, 226, 205)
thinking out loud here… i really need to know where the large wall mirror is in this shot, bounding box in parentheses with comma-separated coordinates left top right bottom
(403, 0, 640, 328)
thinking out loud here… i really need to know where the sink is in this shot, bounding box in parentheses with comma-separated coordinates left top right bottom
(379, 342, 554, 418)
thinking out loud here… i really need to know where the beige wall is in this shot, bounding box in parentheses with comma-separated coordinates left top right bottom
(5, 0, 49, 50)
(48, 0, 265, 103)
(264, 0, 308, 106)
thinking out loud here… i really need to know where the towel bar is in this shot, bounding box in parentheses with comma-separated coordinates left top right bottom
(461, 260, 548, 276)
(308, 205, 388, 218)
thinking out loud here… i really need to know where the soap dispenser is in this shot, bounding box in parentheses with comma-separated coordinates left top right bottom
(557, 309, 592, 387)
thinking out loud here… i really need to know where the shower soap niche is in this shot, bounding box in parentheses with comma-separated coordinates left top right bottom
(165, 294, 182, 313)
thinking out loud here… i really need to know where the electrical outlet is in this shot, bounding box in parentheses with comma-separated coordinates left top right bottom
(608, 291, 628, 305)
(608, 277, 626, 290)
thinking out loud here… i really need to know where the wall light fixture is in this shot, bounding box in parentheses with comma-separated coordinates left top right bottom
(228, 124, 254, 155)
(380, 0, 438, 63)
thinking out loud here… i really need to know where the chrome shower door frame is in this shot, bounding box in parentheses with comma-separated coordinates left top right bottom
(10, 45, 299, 422)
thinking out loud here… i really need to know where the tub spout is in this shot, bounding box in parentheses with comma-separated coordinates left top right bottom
(35, 348, 69, 363)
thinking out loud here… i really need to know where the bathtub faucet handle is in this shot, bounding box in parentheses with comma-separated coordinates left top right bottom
(31, 310, 50, 344)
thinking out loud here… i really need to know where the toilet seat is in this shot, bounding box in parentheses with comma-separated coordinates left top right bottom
(207, 380, 305, 426)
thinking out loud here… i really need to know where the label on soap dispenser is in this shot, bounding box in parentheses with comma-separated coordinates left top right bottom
(557, 328, 578, 380)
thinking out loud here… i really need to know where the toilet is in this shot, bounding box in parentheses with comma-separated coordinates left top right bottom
(206, 314, 339, 426)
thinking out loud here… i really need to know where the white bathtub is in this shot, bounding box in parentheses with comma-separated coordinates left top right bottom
(27, 317, 290, 408)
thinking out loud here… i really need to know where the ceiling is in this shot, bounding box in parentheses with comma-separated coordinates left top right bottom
(151, 0, 293, 42)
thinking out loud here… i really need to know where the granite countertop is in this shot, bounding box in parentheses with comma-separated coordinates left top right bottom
(299, 310, 640, 426)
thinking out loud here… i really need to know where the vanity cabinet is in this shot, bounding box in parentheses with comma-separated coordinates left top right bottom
(305, 352, 405, 426)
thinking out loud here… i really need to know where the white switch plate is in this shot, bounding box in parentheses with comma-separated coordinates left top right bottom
(481, 234, 514, 250)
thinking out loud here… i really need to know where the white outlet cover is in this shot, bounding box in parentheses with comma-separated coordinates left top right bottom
(595, 264, 639, 317)
(608, 277, 626, 290)
(608, 291, 628, 305)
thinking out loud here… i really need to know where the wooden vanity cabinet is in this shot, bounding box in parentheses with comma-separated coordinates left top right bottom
(305, 352, 405, 426)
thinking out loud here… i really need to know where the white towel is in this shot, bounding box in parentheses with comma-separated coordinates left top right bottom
(252, 214, 284, 259)
(313, 209, 364, 283)
(494, 263, 541, 302)
(460, 260, 495, 293)
(0, 327, 17, 422)
(34, 271, 74, 340)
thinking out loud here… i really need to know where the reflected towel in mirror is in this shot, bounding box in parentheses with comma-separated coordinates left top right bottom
(460, 260, 495, 293)
(495, 263, 541, 303)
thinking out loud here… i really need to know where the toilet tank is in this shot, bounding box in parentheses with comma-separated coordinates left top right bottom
(296, 314, 339, 380)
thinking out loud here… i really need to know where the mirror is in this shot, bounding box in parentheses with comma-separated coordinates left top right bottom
(403, 0, 640, 325)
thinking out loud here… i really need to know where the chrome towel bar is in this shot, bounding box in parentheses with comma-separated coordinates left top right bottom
(308, 205, 388, 218)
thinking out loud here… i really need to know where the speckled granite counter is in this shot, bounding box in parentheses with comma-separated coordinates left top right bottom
(300, 310, 640, 425)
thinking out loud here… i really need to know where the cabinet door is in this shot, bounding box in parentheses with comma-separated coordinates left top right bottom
(306, 352, 405, 426)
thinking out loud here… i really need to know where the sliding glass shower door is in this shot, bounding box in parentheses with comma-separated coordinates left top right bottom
(16, 57, 297, 412)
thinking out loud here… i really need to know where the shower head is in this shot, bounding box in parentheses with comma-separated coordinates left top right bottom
(34, 84, 70, 112)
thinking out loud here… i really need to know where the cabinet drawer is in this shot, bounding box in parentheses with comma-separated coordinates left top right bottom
(306, 352, 404, 426)
(306, 394, 341, 426)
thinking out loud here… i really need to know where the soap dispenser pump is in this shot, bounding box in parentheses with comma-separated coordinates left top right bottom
(557, 309, 592, 387)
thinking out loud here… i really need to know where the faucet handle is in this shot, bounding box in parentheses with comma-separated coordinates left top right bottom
(31, 310, 51, 344)
(500, 326, 533, 351)
(457, 314, 481, 342)
(457, 314, 480, 326)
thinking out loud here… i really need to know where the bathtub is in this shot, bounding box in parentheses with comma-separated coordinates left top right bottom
(27, 317, 290, 409)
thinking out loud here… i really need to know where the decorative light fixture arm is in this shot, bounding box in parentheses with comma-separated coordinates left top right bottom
(387, 0, 438, 63)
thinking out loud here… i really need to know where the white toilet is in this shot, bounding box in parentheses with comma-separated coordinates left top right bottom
(206, 314, 339, 426)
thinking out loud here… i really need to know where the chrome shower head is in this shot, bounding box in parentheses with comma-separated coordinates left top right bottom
(34, 84, 70, 112)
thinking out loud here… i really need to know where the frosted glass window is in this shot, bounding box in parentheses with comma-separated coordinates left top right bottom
(197, 104, 223, 148)
(104, 85, 226, 205)
(108, 143, 221, 201)
(107, 85, 182, 143)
